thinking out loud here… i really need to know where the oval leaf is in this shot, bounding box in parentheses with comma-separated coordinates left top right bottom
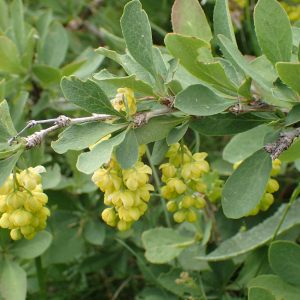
(222, 149, 272, 218)
(84, 219, 106, 246)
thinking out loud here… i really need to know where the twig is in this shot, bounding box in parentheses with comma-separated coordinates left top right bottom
(264, 128, 300, 160)
(229, 103, 289, 115)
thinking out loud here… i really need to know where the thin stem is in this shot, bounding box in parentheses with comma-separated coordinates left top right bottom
(194, 131, 200, 153)
(35, 256, 47, 300)
(145, 146, 171, 227)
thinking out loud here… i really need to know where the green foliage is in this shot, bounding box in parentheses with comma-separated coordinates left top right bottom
(1, 0, 300, 299)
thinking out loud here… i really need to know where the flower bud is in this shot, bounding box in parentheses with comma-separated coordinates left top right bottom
(166, 200, 178, 212)
(181, 195, 194, 209)
(0, 213, 11, 228)
(24, 195, 43, 212)
(24, 232, 37, 240)
(102, 208, 116, 223)
(14, 210, 32, 227)
(186, 210, 197, 223)
(117, 220, 130, 231)
(130, 207, 141, 221)
(159, 163, 177, 178)
(167, 179, 187, 194)
(271, 159, 281, 176)
(7, 191, 26, 209)
(18, 166, 46, 190)
(36, 221, 47, 231)
(194, 197, 206, 209)
(138, 202, 148, 215)
(0, 176, 13, 195)
(10, 229, 22, 240)
(266, 179, 279, 194)
(20, 225, 36, 235)
(174, 211, 186, 223)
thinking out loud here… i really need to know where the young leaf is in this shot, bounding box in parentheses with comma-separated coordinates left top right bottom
(222, 149, 272, 219)
(0, 151, 23, 190)
(77, 130, 126, 174)
(196, 199, 300, 261)
(175, 84, 235, 116)
(0, 259, 26, 300)
(1, 100, 18, 137)
(218, 34, 274, 93)
(61, 58, 87, 77)
(269, 241, 300, 286)
(134, 115, 188, 145)
(254, 0, 292, 65)
(9, 231, 53, 259)
(115, 128, 139, 170)
(238, 78, 253, 100)
(42, 21, 68, 68)
(276, 62, 300, 95)
(11, 0, 25, 56)
(172, 0, 212, 42)
(36, 8, 52, 38)
(10, 91, 28, 126)
(32, 65, 62, 87)
(190, 113, 269, 136)
(151, 138, 170, 165)
(167, 122, 189, 145)
(0, 36, 21, 74)
(93, 73, 156, 97)
(120, 0, 157, 82)
(248, 287, 276, 300)
(248, 275, 300, 300)
(51, 122, 127, 154)
(285, 103, 300, 127)
(142, 228, 194, 263)
(214, 0, 237, 46)
(21, 28, 36, 69)
(61, 76, 125, 117)
(165, 33, 238, 91)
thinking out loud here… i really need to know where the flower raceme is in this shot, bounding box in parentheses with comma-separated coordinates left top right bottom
(160, 143, 210, 224)
(92, 145, 154, 231)
(0, 166, 50, 240)
(110, 87, 137, 115)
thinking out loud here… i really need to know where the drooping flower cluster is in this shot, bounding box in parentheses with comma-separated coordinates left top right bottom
(110, 87, 137, 115)
(0, 166, 50, 240)
(160, 143, 210, 223)
(92, 145, 154, 231)
(234, 159, 281, 216)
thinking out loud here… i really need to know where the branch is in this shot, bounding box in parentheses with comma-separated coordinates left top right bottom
(8, 108, 179, 150)
(264, 128, 300, 160)
(229, 103, 290, 115)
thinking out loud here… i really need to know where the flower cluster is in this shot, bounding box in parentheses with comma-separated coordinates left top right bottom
(160, 143, 210, 223)
(0, 166, 50, 240)
(234, 159, 281, 216)
(92, 145, 154, 231)
(280, 2, 300, 22)
(110, 87, 137, 115)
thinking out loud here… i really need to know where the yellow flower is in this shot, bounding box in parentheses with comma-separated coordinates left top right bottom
(186, 210, 197, 223)
(18, 166, 46, 191)
(7, 191, 26, 209)
(10, 228, 22, 240)
(181, 153, 210, 179)
(271, 159, 281, 176)
(187, 179, 207, 193)
(0, 213, 12, 228)
(166, 200, 178, 212)
(161, 185, 178, 200)
(167, 178, 187, 194)
(266, 178, 279, 194)
(0, 175, 13, 195)
(102, 208, 117, 223)
(13, 210, 33, 227)
(181, 195, 194, 209)
(111, 87, 137, 115)
(159, 163, 177, 178)
(174, 211, 186, 223)
(136, 184, 154, 202)
(194, 197, 206, 209)
(110, 190, 134, 209)
(139, 145, 146, 157)
(92, 168, 121, 191)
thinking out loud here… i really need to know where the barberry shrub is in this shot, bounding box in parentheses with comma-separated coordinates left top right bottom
(1, 0, 300, 299)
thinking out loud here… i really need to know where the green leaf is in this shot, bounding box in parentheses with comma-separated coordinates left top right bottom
(214, 0, 237, 46)
(248, 287, 276, 300)
(0, 151, 22, 190)
(61, 58, 87, 77)
(11, 0, 25, 56)
(175, 84, 235, 116)
(42, 21, 68, 68)
(0, 0, 8, 31)
(10, 91, 28, 126)
(52, 122, 126, 154)
(1, 100, 18, 137)
(73, 46, 105, 79)
(269, 241, 300, 286)
(254, 0, 292, 65)
(276, 62, 300, 95)
(84, 219, 106, 246)
(151, 139, 170, 165)
(222, 149, 272, 218)
(223, 125, 273, 163)
(41, 163, 61, 190)
(115, 128, 139, 170)
(248, 275, 300, 300)
(120, 0, 157, 82)
(250, 55, 278, 82)
(196, 200, 300, 261)
(9, 231, 52, 259)
(0, 259, 26, 300)
(36, 9, 52, 38)
(77, 130, 127, 174)
(165, 33, 238, 91)
(279, 138, 300, 161)
(21, 28, 36, 69)
(0, 36, 20, 74)
(93, 72, 156, 97)
(190, 113, 269, 136)
(238, 78, 253, 100)
(32, 65, 62, 87)
(142, 228, 194, 263)
(218, 35, 274, 93)
(166, 122, 189, 145)
(61, 76, 124, 117)
(285, 103, 300, 127)
(172, 0, 212, 42)
(134, 115, 187, 145)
